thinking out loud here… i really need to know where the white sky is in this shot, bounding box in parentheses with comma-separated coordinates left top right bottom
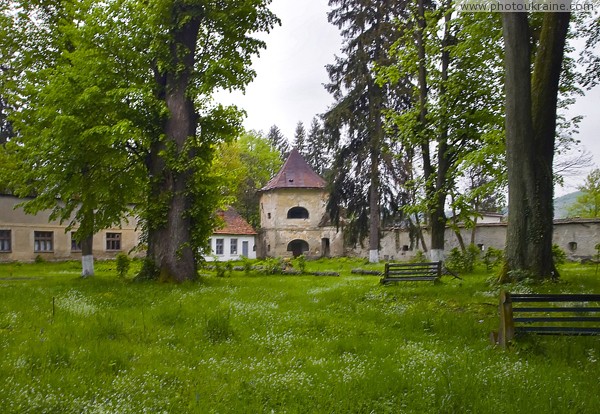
(215, 0, 600, 196)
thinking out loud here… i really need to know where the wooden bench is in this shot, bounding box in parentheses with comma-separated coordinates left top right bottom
(494, 291, 600, 348)
(380, 261, 442, 284)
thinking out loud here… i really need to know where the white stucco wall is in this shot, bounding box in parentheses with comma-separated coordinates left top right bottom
(204, 234, 257, 261)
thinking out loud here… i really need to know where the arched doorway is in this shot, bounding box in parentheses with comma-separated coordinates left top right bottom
(287, 239, 309, 257)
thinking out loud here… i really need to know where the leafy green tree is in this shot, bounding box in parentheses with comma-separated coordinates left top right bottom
(568, 169, 600, 218)
(379, 5, 505, 261)
(325, 0, 408, 262)
(1, 0, 149, 276)
(140, 0, 278, 282)
(212, 131, 282, 228)
(501, 11, 571, 281)
(1, 0, 278, 282)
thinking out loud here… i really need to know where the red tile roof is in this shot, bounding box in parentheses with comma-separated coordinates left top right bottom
(214, 207, 257, 235)
(260, 149, 326, 191)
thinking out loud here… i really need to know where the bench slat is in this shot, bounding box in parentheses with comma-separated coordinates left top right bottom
(514, 307, 600, 313)
(514, 316, 600, 323)
(511, 294, 600, 302)
(382, 276, 437, 282)
(517, 326, 600, 335)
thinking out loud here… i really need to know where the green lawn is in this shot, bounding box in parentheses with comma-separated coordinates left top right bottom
(0, 259, 598, 413)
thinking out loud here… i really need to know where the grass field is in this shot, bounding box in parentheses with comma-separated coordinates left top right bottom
(0, 258, 599, 413)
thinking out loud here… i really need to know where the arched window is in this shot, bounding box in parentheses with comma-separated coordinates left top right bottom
(287, 206, 309, 219)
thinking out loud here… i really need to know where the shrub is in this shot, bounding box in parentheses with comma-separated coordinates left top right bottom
(214, 261, 226, 278)
(263, 257, 283, 275)
(482, 247, 504, 271)
(411, 250, 427, 263)
(294, 254, 307, 273)
(115, 253, 131, 278)
(445, 244, 480, 273)
(241, 257, 253, 275)
(34, 255, 45, 264)
(552, 244, 567, 265)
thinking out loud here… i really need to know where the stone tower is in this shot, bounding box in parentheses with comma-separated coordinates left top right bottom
(258, 149, 343, 258)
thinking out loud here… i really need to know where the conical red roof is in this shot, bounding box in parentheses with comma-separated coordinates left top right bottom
(260, 149, 326, 191)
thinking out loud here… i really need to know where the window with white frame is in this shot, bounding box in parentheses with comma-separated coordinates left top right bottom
(106, 233, 121, 251)
(215, 238, 224, 255)
(34, 231, 53, 252)
(0, 230, 11, 252)
(230, 238, 238, 255)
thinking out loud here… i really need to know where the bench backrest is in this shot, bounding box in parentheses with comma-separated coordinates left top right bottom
(384, 261, 441, 277)
(497, 291, 600, 347)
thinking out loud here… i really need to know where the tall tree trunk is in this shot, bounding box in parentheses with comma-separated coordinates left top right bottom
(501, 12, 569, 282)
(368, 81, 383, 263)
(429, 8, 452, 262)
(143, 7, 201, 283)
(81, 235, 94, 277)
(80, 207, 94, 277)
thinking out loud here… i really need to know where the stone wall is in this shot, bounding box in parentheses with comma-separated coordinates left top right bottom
(347, 219, 600, 262)
(259, 188, 344, 258)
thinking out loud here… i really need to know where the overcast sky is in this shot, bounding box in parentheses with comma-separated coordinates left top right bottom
(215, 0, 600, 196)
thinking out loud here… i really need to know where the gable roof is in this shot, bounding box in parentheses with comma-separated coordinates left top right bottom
(214, 207, 257, 235)
(260, 148, 326, 191)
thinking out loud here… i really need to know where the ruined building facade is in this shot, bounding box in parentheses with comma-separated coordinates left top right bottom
(258, 149, 344, 258)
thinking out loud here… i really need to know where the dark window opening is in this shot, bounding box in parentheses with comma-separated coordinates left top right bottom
(215, 238, 224, 255)
(402, 245, 409, 251)
(287, 239, 309, 257)
(34, 231, 54, 252)
(0, 230, 11, 252)
(568, 242, 577, 251)
(71, 235, 82, 252)
(287, 207, 309, 219)
(106, 233, 122, 251)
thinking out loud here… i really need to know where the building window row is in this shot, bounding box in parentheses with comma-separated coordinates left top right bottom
(213, 237, 251, 256)
(0, 230, 122, 253)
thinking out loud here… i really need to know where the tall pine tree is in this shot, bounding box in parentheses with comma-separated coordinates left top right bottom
(324, 0, 408, 262)
(267, 124, 290, 160)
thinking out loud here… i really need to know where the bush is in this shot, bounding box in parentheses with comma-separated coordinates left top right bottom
(214, 261, 226, 278)
(263, 257, 284, 275)
(482, 247, 504, 271)
(293, 254, 307, 273)
(445, 244, 480, 273)
(241, 257, 253, 275)
(552, 244, 567, 265)
(410, 250, 427, 263)
(115, 253, 131, 278)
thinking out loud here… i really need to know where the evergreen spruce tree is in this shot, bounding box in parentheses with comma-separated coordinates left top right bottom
(293, 121, 307, 156)
(305, 117, 330, 176)
(267, 124, 290, 160)
(324, 0, 408, 262)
